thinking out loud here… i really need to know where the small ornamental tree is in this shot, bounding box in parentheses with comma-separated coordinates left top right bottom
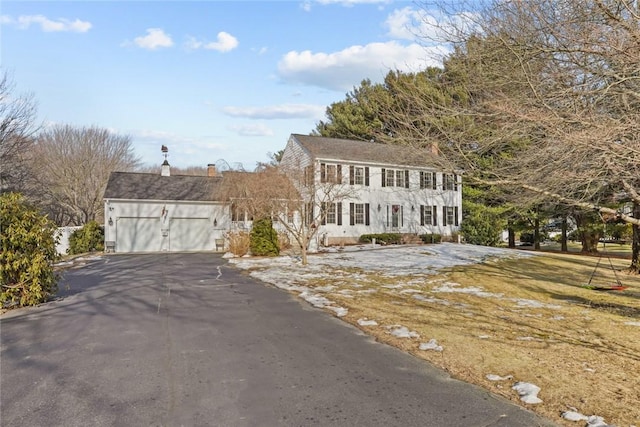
(0, 192, 58, 307)
(68, 220, 104, 254)
(249, 217, 279, 256)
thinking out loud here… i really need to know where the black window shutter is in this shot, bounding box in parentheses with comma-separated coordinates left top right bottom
(454, 174, 458, 191)
(433, 205, 437, 226)
(349, 203, 355, 226)
(320, 163, 326, 183)
(405, 170, 409, 188)
(442, 206, 447, 226)
(381, 168, 386, 187)
(420, 205, 425, 226)
(365, 167, 369, 186)
(337, 165, 342, 183)
(349, 166, 354, 185)
(337, 202, 342, 226)
(365, 203, 370, 226)
(432, 172, 437, 190)
(419, 172, 424, 189)
(400, 206, 404, 226)
(455, 206, 459, 226)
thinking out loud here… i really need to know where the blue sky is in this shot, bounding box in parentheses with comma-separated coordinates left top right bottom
(1, 0, 453, 170)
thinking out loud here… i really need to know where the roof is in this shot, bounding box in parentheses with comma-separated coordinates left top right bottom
(290, 134, 436, 167)
(103, 171, 222, 202)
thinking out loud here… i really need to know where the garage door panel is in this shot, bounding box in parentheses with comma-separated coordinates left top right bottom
(117, 218, 161, 253)
(170, 218, 213, 252)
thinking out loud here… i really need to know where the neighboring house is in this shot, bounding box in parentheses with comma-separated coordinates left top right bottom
(103, 163, 228, 253)
(280, 134, 462, 246)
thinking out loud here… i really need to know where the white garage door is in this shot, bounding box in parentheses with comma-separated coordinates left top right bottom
(169, 218, 214, 252)
(116, 218, 162, 253)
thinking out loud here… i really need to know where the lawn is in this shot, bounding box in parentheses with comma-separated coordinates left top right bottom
(230, 244, 640, 427)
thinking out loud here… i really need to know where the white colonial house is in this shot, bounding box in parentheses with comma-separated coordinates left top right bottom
(103, 163, 228, 253)
(102, 134, 462, 253)
(280, 134, 462, 246)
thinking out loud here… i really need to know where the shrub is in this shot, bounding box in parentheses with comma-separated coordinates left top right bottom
(359, 233, 402, 245)
(68, 221, 104, 254)
(0, 192, 59, 307)
(419, 233, 442, 244)
(226, 231, 250, 257)
(250, 218, 279, 256)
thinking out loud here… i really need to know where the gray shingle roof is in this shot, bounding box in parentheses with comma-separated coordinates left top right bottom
(103, 172, 222, 201)
(291, 134, 435, 167)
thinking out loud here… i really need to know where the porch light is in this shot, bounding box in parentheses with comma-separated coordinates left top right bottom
(377, 204, 381, 211)
(108, 217, 113, 226)
(213, 218, 218, 227)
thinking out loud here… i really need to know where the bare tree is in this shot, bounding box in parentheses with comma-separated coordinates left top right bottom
(372, 0, 640, 268)
(0, 71, 39, 193)
(220, 163, 357, 265)
(32, 125, 141, 225)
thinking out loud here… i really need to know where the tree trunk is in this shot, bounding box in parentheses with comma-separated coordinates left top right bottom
(561, 216, 568, 252)
(581, 230, 600, 254)
(631, 202, 639, 273)
(508, 222, 515, 248)
(534, 217, 540, 250)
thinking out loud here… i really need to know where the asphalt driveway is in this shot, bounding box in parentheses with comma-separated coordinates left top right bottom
(0, 253, 556, 426)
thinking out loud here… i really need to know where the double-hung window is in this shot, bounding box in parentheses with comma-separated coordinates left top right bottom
(444, 174, 458, 191)
(349, 203, 370, 225)
(320, 163, 342, 184)
(420, 171, 437, 190)
(381, 168, 410, 188)
(349, 166, 369, 186)
(420, 205, 438, 226)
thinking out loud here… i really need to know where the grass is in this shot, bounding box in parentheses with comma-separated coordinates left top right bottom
(254, 250, 640, 426)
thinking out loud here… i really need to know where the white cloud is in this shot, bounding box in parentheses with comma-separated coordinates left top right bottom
(133, 28, 174, 50)
(222, 104, 325, 120)
(228, 123, 275, 137)
(385, 7, 480, 44)
(186, 31, 238, 52)
(278, 41, 446, 92)
(1, 14, 91, 32)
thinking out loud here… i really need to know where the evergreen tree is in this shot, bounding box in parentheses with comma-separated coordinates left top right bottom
(249, 217, 279, 257)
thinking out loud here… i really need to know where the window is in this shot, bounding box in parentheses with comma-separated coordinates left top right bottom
(420, 205, 435, 226)
(442, 206, 459, 226)
(231, 203, 246, 222)
(320, 163, 342, 184)
(444, 174, 458, 191)
(349, 166, 369, 186)
(349, 203, 370, 225)
(420, 171, 437, 190)
(385, 169, 395, 187)
(382, 168, 410, 188)
(321, 202, 342, 225)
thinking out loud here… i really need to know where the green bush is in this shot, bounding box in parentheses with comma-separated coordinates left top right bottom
(250, 218, 279, 256)
(1, 192, 59, 307)
(359, 233, 402, 245)
(419, 233, 442, 244)
(68, 221, 104, 254)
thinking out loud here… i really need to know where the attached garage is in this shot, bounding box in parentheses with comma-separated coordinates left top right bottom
(168, 218, 214, 252)
(116, 217, 162, 253)
(103, 165, 230, 253)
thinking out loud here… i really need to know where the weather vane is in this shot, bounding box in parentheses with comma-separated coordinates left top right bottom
(161, 145, 168, 161)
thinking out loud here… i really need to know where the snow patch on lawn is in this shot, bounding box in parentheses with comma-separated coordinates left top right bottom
(512, 382, 543, 404)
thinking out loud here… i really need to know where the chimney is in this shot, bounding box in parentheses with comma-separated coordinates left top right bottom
(161, 159, 170, 176)
(207, 163, 217, 177)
